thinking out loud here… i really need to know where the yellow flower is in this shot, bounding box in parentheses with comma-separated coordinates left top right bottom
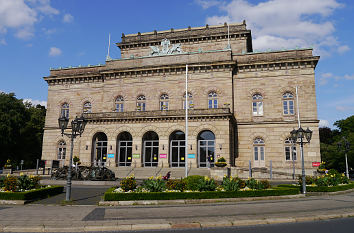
(20, 172, 24, 176)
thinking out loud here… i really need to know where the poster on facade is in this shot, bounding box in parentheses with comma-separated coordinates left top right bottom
(133, 154, 140, 159)
(160, 154, 167, 158)
(107, 154, 114, 158)
(188, 154, 195, 158)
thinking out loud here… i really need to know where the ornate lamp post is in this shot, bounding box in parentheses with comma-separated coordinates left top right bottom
(58, 115, 87, 201)
(338, 137, 350, 179)
(290, 127, 312, 194)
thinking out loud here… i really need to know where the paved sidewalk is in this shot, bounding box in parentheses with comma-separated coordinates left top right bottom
(0, 192, 354, 232)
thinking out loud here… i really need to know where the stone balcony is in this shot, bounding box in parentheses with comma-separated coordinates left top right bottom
(83, 108, 233, 122)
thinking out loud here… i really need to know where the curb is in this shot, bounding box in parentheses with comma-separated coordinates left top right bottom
(1, 212, 354, 232)
(99, 194, 305, 206)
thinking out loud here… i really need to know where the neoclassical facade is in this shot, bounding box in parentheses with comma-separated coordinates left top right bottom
(42, 22, 321, 175)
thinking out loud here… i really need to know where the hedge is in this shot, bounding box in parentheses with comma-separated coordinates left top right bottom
(277, 183, 354, 192)
(104, 187, 299, 201)
(0, 186, 64, 200)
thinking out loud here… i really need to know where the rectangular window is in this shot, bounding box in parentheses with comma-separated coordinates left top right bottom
(214, 99, 218, 108)
(116, 103, 124, 112)
(137, 102, 145, 111)
(283, 101, 288, 114)
(289, 100, 294, 114)
(254, 147, 258, 160)
(260, 146, 264, 160)
(208, 99, 213, 109)
(160, 101, 168, 110)
(183, 100, 194, 109)
(292, 146, 297, 160)
(285, 146, 291, 160)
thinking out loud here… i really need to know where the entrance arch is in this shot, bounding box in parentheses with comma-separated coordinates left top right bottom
(117, 132, 133, 166)
(169, 130, 185, 167)
(142, 131, 159, 167)
(197, 130, 215, 167)
(91, 132, 108, 166)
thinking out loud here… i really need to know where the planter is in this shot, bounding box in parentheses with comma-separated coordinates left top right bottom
(215, 163, 227, 167)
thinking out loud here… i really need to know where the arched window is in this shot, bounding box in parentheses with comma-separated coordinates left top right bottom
(115, 96, 124, 112)
(284, 137, 297, 161)
(197, 130, 215, 168)
(183, 92, 193, 109)
(283, 92, 295, 115)
(83, 102, 92, 113)
(160, 94, 169, 111)
(60, 103, 69, 118)
(208, 91, 218, 109)
(253, 138, 265, 167)
(252, 94, 263, 116)
(57, 141, 66, 160)
(117, 132, 133, 166)
(136, 95, 146, 111)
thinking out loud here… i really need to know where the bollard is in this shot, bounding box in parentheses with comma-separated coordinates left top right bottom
(270, 160, 272, 180)
(36, 159, 39, 175)
(227, 167, 231, 178)
(249, 160, 252, 178)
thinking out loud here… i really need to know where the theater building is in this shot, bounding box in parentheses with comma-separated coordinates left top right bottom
(41, 22, 321, 178)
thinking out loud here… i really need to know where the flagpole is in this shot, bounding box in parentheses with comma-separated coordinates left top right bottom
(185, 64, 188, 178)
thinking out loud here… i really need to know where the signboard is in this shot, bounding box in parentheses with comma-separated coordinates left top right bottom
(133, 154, 140, 159)
(160, 154, 167, 158)
(312, 162, 321, 167)
(107, 154, 114, 158)
(188, 154, 195, 158)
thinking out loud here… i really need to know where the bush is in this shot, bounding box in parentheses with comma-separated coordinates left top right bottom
(17, 175, 40, 190)
(259, 180, 271, 189)
(4, 176, 17, 191)
(104, 187, 299, 201)
(120, 176, 137, 192)
(0, 186, 64, 201)
(217, 157, 226, 163)
(298, 175, 315, 186)
(222, 177, 243, 191)
(142, 177, 166, 192)
(197, 177, 217, 191)
(183, 175, 205, 191)
(0, 176, 5, 188)
(245, 178, 258, 189)
(166, 179, 186, 192)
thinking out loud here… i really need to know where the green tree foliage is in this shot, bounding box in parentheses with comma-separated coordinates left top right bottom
(0, 92, 46, 168)
(320, 115, 354, 172)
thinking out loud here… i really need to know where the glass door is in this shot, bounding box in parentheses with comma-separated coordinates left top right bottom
(143, 140, 159, 167)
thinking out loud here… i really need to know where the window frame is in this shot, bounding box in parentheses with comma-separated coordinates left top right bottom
(183, 92, 194, 109)
(253, 138, 265, 163)
(60, 103, 69, 118)
(208, 91, 218, 109)
(284, 137, 297, 161)
(83, 101, 92, 113)
(136, 95, 146, 111)
(252, 94, 263, 116)
(160, 93, 169, 111)
(57, 140, 66, 160)
(115, 96, 124, 112)
(283, 92, 295, 115)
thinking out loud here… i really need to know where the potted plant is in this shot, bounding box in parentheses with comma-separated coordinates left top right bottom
(215, 157, 227, 167)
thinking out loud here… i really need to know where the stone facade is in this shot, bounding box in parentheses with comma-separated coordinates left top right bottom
(42, 22, 320, 175)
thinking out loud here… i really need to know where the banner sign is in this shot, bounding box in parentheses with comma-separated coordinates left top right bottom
(133, 154, 140, 159)
(160, 154, 167, 158)
(188, 154, 195, 158)
(312, 162, 321, 167)
(107, 154, 114, 158)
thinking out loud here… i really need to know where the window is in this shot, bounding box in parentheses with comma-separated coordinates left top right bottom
(57, 141, 66, 160)
(252, 94, 263, 116)
(253, 138, 265, 167)
(83, 102, 92, 113)
(160, 94, 169, 111)
(183, 92, 193, 109)
(208, 91, 218, 109)
(115, 96, 124, 112)
(60, 103, 69, 118)
(284, 137, 297, 161)
(136, 95, 146, 111)
(283, 92, 295, 115)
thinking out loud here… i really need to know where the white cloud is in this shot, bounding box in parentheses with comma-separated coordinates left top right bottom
(319, 120, 330, 128)
(49, 47, 62, 56)
(63, 13, 73, 23)
(195, 0, 221, 9)
(0, 0, 59, 40)
(203, 0, 347, 56)
(319, 73, 354, 85)
(23, 98, 47, 107)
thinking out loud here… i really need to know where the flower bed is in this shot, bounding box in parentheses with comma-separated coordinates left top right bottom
(0, 174, 63, 201)
(277, 182, 354, 192)
(103, 175, 299, 201)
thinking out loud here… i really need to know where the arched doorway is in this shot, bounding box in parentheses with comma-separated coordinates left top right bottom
(92, 132, 108, 166)
(169, 130, 185, 167)
(197, 130, 215, 167)
(142, 131, 159, 167)
(117, 132, 133, 166)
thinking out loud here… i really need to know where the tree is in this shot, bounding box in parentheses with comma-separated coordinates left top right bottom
(320, 115, 354, 172)
(0, 93, 46, 168)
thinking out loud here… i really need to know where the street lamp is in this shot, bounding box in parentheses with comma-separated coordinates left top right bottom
(338, 137, 350, 179)
(58, 115, 87, 201)
(290, 127, 312, 194)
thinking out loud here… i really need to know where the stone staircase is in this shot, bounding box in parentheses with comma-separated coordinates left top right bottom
(110, 166, 211, 179)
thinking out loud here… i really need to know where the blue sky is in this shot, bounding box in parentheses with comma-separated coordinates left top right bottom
(0, 0, 353, 128)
